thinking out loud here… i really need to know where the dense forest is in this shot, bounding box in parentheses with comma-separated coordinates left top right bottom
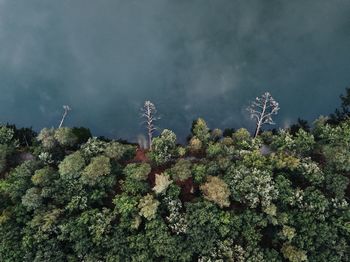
(1, 90, 350, 261)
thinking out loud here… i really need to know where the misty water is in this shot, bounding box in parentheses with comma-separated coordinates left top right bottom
(0, 0, 350, 142)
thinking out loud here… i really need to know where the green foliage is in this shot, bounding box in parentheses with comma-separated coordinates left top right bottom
(124, 163, 151, 181)
(281, 244, 307, 262)
(104, 141, 135, 161)
(54, 127, 78, 147)
(211, 128, 223, 141)
(149, 129, 177, 165)
(37, 128, 56, 149)
(81, 156, 111, 185)
(1, 117, 350, 261)
(192, 118, 210, 143)
(272, 129, 315, 156)
(324, 171, 349, 198)
(270, 152, 300, 171)
(206, 142, 224, 158)
(293, 129, 315, 155)
(31, 166, 56, 186)
(22, 187, 42, 210)
(225, 165, 278, 208)
(0, 126, 15, 144)
(58, 151, 86, 177)
(177, 146, 187, 157)
(186, 201, 232, 256)
(72, 127, 92, 144)
(232, 128, 252, 149)
(81, 137, 108, 158)
(0, 160, 39, 201)
(188, 136, 203, 154)
(138, 194, 159, 220)
(0, 144, 14, 173)
(192, 163, 207, 183)
(120, 177, 150, 195)
(120, 163, 151, 195)
(170, 159, 192, 181)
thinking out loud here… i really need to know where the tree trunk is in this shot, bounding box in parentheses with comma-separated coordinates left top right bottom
(148, 131, 152, 150)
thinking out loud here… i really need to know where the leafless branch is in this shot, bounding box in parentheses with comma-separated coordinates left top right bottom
(58, 105, 71, 128)
(247, 92, 280, 138)
(140, 100, 160, 149)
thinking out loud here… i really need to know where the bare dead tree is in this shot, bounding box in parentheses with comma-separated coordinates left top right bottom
(247, 92, 280, 138)
(141, 101, 160, 149)
(58, 105, 71, 128)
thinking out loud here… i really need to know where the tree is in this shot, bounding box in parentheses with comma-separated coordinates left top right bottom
(54, 127, 78, 148)
(223, 128, 235, 137)
(289, 118, 310, 136)
(191, 118, 210, 143)
(58, 105, 71, 128)
(200, 176, 230, 208)
(141, 101, 160, 149)
(247, 92, 280, 138)
(149, 129, 177, 165)
(329, 87, 350, 124)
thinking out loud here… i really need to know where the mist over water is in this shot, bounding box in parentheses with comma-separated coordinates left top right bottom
(0, 0, 349, 141)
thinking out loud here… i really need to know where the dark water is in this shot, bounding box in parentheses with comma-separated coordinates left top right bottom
(0, 0, 350, 141)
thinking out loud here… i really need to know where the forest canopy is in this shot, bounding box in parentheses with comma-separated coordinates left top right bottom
(0, 91, 350, 261)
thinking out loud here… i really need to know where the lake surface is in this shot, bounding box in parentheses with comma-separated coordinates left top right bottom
(0, 0, 349, 142)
